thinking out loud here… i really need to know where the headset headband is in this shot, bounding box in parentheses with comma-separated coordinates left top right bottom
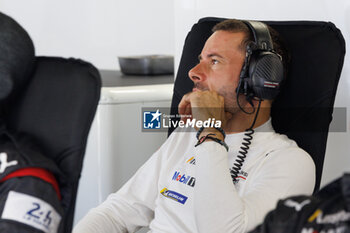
(242, 20, 274, 51)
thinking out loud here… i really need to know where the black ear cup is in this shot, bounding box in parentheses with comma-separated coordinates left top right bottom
(248, 51, 284, 100)
(236, 20, 285, 101)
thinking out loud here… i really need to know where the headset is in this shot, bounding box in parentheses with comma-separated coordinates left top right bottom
(230, 20, 285, 183)
(236, 20, 284, 102)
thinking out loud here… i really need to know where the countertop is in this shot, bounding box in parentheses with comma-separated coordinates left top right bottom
(98, 70, 175, 104)
(99, 70, 174, 87)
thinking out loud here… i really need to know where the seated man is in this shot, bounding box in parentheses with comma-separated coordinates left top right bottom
(74, 19, 315, 233)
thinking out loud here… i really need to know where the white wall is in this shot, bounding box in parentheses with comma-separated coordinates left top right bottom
(174, 0, 350, 187)
(0, 0, 174, 70)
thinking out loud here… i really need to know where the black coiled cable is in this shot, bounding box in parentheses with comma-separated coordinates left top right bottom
(230, 128, 254, 183)
(230, 99, 262, 183)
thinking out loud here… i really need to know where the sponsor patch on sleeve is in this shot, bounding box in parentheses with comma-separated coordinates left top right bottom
(1, 191, 61, 233)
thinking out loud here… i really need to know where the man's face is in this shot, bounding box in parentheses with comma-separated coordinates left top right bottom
(188, 30, 246, 113)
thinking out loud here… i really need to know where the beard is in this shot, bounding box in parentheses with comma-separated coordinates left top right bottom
(193, 83, 242, 114)
(217, 86, 242, 114)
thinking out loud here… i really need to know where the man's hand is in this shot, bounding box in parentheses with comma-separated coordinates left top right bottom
(178, 91, 232, 138)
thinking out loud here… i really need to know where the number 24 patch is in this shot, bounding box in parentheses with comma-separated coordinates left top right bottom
(1, 191, 61, 233)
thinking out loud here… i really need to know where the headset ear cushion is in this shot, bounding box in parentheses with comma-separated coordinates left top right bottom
(248, 51, 284, 100)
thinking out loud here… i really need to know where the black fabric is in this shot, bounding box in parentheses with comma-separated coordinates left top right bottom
(0, 131, 62, 180)
(0, 130, 64, 232)
(168, 17, 345, 192)
(0, 12, 35, 101)
(249, 173, 350, 233)
(0, 177, 64, 233)
(4, 57, 101, 233)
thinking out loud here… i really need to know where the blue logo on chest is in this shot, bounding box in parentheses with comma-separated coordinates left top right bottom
(160, 188, 188, 204)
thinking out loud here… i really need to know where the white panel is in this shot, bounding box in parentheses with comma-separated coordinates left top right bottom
(96, 101, 170, 200)
(75, 101, 171, 226)
(0, 0, 174, 70)
(74, 113, 100, 225)
(74, 83, 173, 227)
(174, 0, 197, 74)
(100, 84, 174, 104)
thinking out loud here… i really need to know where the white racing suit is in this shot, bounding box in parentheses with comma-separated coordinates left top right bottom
(74, 119, 315, 233)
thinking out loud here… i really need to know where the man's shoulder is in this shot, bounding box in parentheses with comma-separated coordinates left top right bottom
(261, 132, 315, 172)
(269, 131, 298, 147)
(260, 131, 314, 164)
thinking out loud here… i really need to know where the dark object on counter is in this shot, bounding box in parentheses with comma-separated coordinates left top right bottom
(99, 70, 174, 87)
(118, 55, 174, 75)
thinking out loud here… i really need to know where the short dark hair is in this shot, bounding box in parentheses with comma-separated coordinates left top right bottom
(212, 19, 290, 77)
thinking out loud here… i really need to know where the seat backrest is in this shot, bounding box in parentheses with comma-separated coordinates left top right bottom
(169, 17, 345, 192)
(0, 11, 101, 232)
(5, 57, 101, 232)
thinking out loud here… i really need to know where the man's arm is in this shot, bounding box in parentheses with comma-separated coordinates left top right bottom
(193, 141, 315, 232)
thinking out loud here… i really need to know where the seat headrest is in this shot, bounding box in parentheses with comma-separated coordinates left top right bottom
(0, 12, 35, 101)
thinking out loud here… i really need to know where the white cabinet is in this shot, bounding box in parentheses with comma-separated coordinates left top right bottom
(74, 83, 173, 227)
